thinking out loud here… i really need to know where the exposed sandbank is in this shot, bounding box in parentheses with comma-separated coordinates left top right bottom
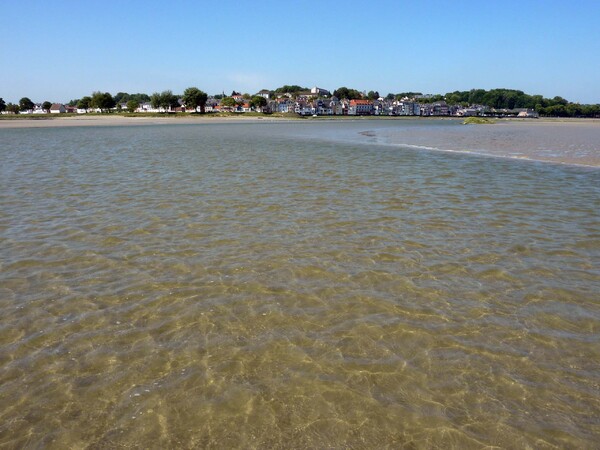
(0, 114, 298, 129)
(1, 114, 598, 130)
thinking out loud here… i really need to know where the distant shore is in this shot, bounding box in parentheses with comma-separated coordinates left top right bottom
(0, 113, 598, 129)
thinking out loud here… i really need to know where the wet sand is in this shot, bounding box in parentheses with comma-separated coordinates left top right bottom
(0, 114, 295, 129)
(1, 114, 598, 130)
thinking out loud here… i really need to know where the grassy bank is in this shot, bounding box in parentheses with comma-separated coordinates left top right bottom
(463, 117, 496, 124)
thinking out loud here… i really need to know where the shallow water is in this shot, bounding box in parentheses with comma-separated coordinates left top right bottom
(302, 118, 600, 167)
(1, 122, 599, 448)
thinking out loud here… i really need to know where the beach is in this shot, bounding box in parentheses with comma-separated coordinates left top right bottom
(1, 113, 599, 128)
(0, 114, 295, 128)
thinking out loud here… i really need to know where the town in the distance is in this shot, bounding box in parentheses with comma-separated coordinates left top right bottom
(2, 85, 600, 118)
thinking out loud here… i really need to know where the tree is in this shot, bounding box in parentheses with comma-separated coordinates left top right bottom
(150, 92, 161, 110)
(220, 97, 237, 109)
(545, 104, 567, 117)
(113, 92, 130, 104)
(42, 101, 52, 113)
(332, 87, 362, 100)
(552, 96, 568, 106)
(129, 93, 150, 103)
(90, 91, 116, 112)
(566, 103, 582, 117)
(19, 97, 34, 112)
(7, 103, 20, 114)
(582, 104, 600, 117)
(151, 90, 179, 112)
(250, 95, 267, 112)
(367, 91, 380, 100)
(77, 96, 91, 111)
(394, 92, 422, 100)
(126, 100, 140, 113)
(182, 87, 208, 113)
(0, 98, 6, 113)
(273, 85, 307, 94)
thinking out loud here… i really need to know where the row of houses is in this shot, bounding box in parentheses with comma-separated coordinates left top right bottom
(8, 103, 73, 114)
(267, 97, 480, 117)
(6, 86, 539, 118)
(268, 97, 538, 117)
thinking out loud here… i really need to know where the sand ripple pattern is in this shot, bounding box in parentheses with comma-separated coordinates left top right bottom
(1, 123, 599, 448)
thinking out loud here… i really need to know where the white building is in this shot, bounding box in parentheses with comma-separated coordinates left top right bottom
(50, 103, 66, 113)
(311, 87, 330, 97)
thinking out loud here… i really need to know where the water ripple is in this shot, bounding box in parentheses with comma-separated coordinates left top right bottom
(0, 123, 599, 448)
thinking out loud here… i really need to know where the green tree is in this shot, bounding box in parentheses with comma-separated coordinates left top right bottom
(91, 91, 116, 112)
(129, 93, 150, 103)
(367, 91, 379, 100)
(445, 91, 466, 105)
(42, 101, 52, 113)
(467, 89, 486, 105)
(551, 96, 568, 106)
(273, 85, 307, 94)
(7, 103, 20, 114)
(113, 92, 130, 104)
(566, 103, 582, 117)
(395, 92, 422, 100)
(333, 87, 362, 100)
(582, 104, 600, 117)
(19, 97, 34, 112)
(546, 104, 567, 117)
(126, 100, 140, 113)
(150, 92, 161, 110)
(77, 96, 91, 111)
(151, 90, 179, 112)
(220, 97, 237, 108)
(182, 87, 208, 113)
(0, 98, 6, 113)
(250, 95, 268, 111)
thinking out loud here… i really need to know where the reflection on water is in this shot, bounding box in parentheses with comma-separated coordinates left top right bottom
(1, 122, 599, 448)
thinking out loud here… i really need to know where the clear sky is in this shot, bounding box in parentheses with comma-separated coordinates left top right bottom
(1, 0, 599, 104)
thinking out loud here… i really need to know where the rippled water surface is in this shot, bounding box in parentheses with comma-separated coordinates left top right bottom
(1, 121, 599, 448)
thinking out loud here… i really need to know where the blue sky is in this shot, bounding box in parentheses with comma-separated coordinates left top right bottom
(1, 0, 599, 104)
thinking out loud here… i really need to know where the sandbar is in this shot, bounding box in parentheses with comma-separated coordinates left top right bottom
(0, 114, 598, 130)
(0, 114, 295, 129)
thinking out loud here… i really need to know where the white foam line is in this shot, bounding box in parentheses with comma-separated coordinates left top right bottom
(357, 133, 600, 169)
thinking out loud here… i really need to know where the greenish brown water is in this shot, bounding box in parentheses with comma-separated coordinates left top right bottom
(1, 121, 599, 448)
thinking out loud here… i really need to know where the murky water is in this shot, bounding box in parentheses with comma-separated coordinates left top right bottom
(1, 121, 599, 448)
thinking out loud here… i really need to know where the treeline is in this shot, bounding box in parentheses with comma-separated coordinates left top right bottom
(68, 89, 203, 113)
(416, 89, 599, 118)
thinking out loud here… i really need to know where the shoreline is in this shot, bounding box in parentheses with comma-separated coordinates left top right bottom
(1, 114, 599, 129)
(0, 114, 297, 129)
